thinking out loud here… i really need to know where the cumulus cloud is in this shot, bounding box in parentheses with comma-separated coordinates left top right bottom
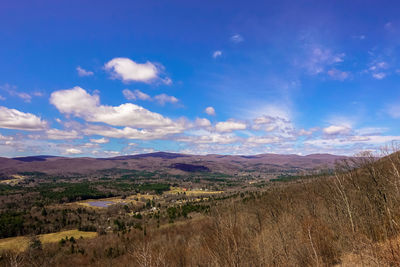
(205, 106, 216, 116)
(65, 148, 82, 155)
(323, 125, 352, 135)
(252, 115, 294, 137)
(298, 128, 315, 136)
(76, 66, 94, 77)
(230, 34, 244, 43)
(195, 118, 211, 127)
(122, 89, 151, 101)
(213, 50, 222, 58)
(0, 106, 47, 131)
(215, 120, 246, 132)
(84, 124, 185, 140)
(50, 86, 180, 129)
(105, 57, 170, 84)
(90, 137, 109, 144)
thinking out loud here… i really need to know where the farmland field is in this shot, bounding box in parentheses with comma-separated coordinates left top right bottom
(0, 229, 97, 252)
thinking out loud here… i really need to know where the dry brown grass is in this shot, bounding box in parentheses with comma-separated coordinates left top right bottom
(0, 229, 97, 252)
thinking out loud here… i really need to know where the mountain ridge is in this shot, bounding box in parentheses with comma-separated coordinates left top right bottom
(0, 151, 348, 176)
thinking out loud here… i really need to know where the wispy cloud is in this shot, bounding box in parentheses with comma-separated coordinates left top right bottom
(0, 84, 41, 103)
(122, 89, 178, 105)
(327, 68, 350, 80)
(230, 34, 244, 43)
(302, 46, 345, 75)
(154, 94, 178, 105)
(76, 66, 94, 77)
(122, 89, 151, 101)
(212, 50, 222, 58)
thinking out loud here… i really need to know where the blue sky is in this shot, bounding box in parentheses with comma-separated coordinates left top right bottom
(1, 0, 400, 157)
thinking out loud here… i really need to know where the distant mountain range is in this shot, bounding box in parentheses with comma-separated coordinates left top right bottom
(0, 152, 350, 176)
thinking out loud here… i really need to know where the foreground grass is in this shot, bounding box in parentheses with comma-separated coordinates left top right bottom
(0, 229, 97, 252)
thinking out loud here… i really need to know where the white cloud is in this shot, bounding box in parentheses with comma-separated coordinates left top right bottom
(355, 127, 387, 136)
(323, 125, 351, 135)
(247, 136, 280, 144)
(353, 35, 366, 40)
(84, 124, 185, 140)
(369, 62, 388, 71)
(154, 94, 178, 105)
(33, 92, 43, 97)
(0, 95, 5, 101)
(298, 128, 315, 136)
(50, 87, 181, 129)
(105, 57, 169, 83)
(230, 34, 244, 43)
(205, 106, 216, 116)
(65, 148, 82, 155)
(372, 72, 386, 80)
(6, 87, 30, 101)
(327, 69, 350, 81)
(305, 135, 400, 148)
(122, 89, 151, 101)
(215, 120, 246, 132)
(15, 92, 31, 102)
(0, 84, 40, 103)
(46, 129, 80, 140)
(252, 114, 295, 137)
(366, 61, 389, 80)
(90, 137, 109, 144)
(0, 106, 47, 131)
(213, 50, 222, 58)
(123, 89, 178, 105)
(0, 134, 13, 141)
(302, 47, 345, 75)
(195, 118, 211, 127)
(76, 66, 94, 77)
(177, 132, 240, 144)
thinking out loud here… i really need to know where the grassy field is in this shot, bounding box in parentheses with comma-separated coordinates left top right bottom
(0, 229, 97, 252)
(165, 187, 223, 196)
(75, 193, 158, 208)
(0, 175, 26, 185)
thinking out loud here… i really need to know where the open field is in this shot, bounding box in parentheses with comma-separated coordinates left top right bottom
(165, 186, 224, 196)
(74, 193, 158, 208)
(0, 229, 97, 252)
(0, 175, 26, 185)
